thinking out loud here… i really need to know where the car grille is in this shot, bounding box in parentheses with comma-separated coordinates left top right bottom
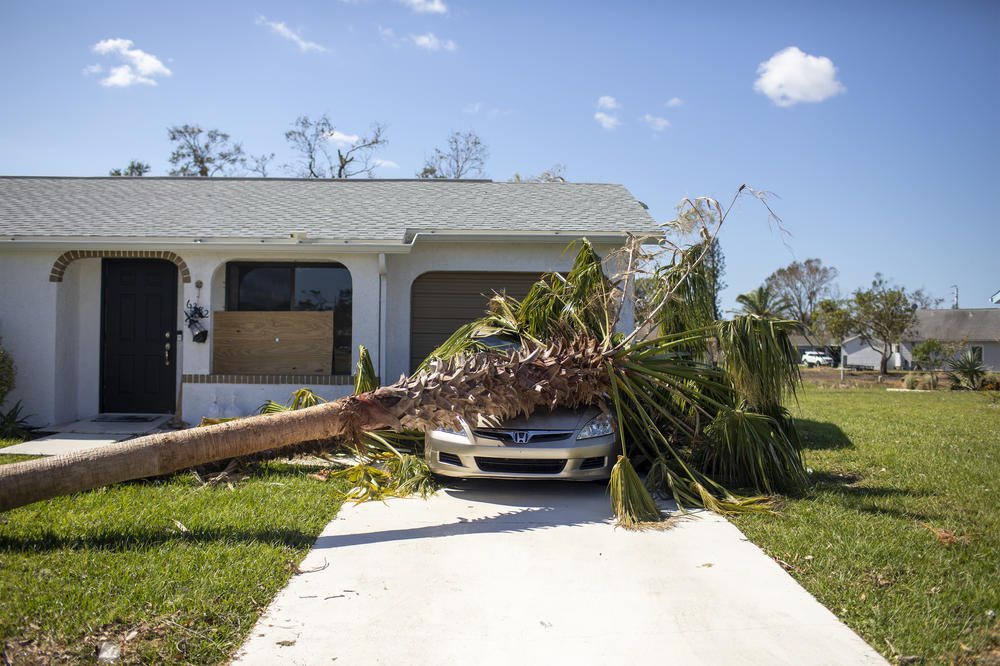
(474, 457, 567, 474)
(472, 429, 573, 444)
(579, 456, 606, 470)
(438, 452, 464, 467)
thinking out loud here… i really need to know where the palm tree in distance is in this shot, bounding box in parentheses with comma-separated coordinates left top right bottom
(736, 286, 791, 318)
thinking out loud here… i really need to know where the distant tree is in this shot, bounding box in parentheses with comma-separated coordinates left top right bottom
(815, 298, 854, 376)
(249, 152, 276, 177)
(735, 286, 791, 318)
(851, 274, 932, 375)
(284, 115, 387, 179)
(109, 160, 151, 177)
(167, 125, 245, 177)
(764, 258, 839, 329)
(418, 130, 488, 179)
(510, 164, 566, 182)
(815, 298, 853, 345)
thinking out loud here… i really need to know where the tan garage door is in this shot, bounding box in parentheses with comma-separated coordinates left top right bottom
(410, 271, 542, 372)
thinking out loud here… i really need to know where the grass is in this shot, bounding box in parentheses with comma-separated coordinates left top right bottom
(0, 450, 346, 663)
(729, 386, 1000, 664)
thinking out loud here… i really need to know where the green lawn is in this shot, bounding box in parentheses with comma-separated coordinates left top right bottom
(2, 389, 998, 663)
(730, 387, 1000, 664)
(0, 450, 345, 663)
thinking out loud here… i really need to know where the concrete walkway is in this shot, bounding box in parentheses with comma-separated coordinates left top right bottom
(232, 481, 887, 665)
(0, 414, 172, 456)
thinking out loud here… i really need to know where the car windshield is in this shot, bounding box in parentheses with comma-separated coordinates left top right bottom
(476, 334, 521, 352)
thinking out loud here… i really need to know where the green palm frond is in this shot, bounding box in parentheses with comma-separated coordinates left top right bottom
(702, 407, 806, 494)
(735, 286, 791, 318)
(258, 387, 326, 414)
(715, 315, 802, 412)
(354, 345, 379, 394)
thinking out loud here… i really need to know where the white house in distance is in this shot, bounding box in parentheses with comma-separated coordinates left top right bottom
(0, 177, 658, 428)
(841, 308, 1000, 371)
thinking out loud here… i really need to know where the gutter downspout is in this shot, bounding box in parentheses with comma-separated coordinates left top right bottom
(378, 253, 387, 383)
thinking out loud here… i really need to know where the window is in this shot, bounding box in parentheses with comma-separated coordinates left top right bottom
(972, 346, 983, 363)
(225, 262, 352, 374)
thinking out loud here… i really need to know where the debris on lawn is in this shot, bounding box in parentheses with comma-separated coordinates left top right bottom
(286, 559, 329, 575)
(920, 522, 973, 546)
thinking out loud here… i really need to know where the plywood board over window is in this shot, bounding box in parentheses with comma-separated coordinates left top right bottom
(213, 311, 333, 375)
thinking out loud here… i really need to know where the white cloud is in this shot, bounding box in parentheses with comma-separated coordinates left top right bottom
(89, 38, 170, 87)
(375, 159, 399, 168)
(666, 97, 683, 107)
(642, 114, 670, 131)
(594, 111, 621, 130)
(399, 0, 447, 14)
(464, 101, 482, 114)
(327, 130, 360, 145)
(411, 32, 456, 51)
(596, 95, 620, 110)
(255, 16, 328, 53)
(379, 25, 396, 39)
(753, 46, 845, 107)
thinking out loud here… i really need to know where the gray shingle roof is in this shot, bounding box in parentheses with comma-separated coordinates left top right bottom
(910, 308, 1000, 342)
(0, 177, 658, 242)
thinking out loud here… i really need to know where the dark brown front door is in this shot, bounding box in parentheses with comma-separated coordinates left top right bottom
(100, 259, 177, 413)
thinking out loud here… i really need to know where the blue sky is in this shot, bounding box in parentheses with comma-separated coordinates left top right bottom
(1, 0, 998, 310)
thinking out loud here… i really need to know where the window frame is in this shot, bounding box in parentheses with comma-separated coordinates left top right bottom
(224, 261, 352, 375)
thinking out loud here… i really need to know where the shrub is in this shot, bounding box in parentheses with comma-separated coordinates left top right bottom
(0, 336, 14, 407)
(946, 351, 986, 390)
(902, 373, 918, 390)
(917, 374, 937, 390)
(0, 400, 33, 439)
(983, 372, 1000, 392)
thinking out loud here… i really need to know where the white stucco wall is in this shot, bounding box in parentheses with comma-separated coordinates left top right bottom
(181, 382, 354, 423)
(53, 259, 102, 423)
(0, 249, 61, 426)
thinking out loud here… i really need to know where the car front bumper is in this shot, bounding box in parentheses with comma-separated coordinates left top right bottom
(425, 430, 618, 480)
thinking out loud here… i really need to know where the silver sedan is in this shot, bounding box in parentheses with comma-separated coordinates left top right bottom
(425, 406, 617, 480)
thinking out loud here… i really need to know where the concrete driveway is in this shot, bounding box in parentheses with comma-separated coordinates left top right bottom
(232, 480, 886, 665)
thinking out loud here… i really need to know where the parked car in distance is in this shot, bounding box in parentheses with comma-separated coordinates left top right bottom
(423, 334, 617, 481)
(425, 406, 617, 481)
(801, 351, 835, 367)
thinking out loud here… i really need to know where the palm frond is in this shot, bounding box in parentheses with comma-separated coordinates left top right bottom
(701, 407, 806, 494)
(354, 345, 380, 394)
(715, 315, 802, 412)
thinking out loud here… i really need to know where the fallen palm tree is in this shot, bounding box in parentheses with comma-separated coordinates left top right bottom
(0, 186, 807, 526)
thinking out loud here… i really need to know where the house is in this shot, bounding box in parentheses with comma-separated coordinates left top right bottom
(0, 176, 658, 427)
(841, 308, 1000, 371)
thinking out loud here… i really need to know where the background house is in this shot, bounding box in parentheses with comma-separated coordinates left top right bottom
(841, 308, 1000, 371)
(0, 177, 658, 427)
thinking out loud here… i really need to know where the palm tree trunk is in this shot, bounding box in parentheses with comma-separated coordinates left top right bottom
(0, 338, 609, 512)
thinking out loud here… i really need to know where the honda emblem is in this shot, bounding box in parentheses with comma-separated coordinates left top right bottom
(512, 431, 530, 444)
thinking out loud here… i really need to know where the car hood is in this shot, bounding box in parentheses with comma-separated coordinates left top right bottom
(475, 406, 600, 431)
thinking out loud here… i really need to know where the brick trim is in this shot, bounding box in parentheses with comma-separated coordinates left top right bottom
(49, 250, 192, 283)
(182, 374, 354, 386)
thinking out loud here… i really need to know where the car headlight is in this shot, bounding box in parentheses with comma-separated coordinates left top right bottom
(434, 419, 467, 436)
(578, 413, 615, 439)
